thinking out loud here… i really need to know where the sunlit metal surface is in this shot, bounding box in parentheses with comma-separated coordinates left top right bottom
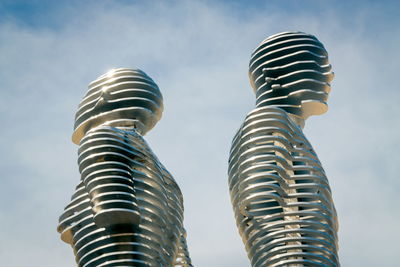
(174, 229, 194, 267)
(229, 32, 339, 266)
(58, 68, 193, 267)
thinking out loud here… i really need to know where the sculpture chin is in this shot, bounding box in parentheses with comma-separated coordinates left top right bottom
(300, 100, 328, 119)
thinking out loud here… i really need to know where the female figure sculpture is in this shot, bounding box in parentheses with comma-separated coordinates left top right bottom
(228, 32, 339, 266)
(58, 68, 192, 267)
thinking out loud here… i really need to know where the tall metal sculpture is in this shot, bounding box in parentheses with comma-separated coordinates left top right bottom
(58, 68, 193, 267)
(228, 32, 339, 266)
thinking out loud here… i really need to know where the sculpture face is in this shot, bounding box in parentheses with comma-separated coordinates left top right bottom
(72, 68, 163, 144)
(249, 31, 334, 119)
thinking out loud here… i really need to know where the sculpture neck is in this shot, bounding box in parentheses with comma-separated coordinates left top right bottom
(288, 114, 305, 129)
(255, 100, 306, 129)
(101, 119, 146, 136)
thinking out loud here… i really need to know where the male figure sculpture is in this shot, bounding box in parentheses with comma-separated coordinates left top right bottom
(228, 32, 339, 266)
(58, 68, 193, 267)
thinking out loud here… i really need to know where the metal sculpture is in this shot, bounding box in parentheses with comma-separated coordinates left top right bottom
(58, 68, 193, 267)
(228, 32, 339, 266)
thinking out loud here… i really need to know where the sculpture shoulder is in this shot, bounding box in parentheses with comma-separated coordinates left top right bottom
(80, 125, 144, 145)
(241, 106, 304, 140)
(228, 107, 319, 188)
(229, 107, 309, 161)
(77, 125, 150, 161)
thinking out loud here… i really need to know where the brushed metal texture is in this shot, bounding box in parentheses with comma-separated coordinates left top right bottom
(58, 68, 193, 267)
(229, 32, 339, 267)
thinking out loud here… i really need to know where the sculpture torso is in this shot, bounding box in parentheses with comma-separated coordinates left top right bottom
(58, 68, 192, 267)
(58, 125, 189, 266)
(228, 106, 339, 266)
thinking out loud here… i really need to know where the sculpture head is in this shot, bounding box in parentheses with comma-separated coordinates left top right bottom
(72, 68, 163, 144)
(249, 31, 334, 120)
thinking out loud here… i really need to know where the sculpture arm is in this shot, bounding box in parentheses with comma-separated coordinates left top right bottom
(174, 229, 194, 267)
(158, 166, 194, 266)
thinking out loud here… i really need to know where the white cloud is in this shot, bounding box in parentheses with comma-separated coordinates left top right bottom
(0, 1, 399, 266)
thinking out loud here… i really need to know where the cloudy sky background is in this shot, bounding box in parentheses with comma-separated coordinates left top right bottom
(1, 0, 399, 266)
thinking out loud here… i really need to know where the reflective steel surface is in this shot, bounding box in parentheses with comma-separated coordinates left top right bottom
(72, 68, 163, 144)
(249, 31, 334, 121)
(229, 32, 339, 266)
(58, 68, 193, 267)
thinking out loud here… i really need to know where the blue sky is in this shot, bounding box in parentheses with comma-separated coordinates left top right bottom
(1, 0, 398, 31)
(0, 0, 399, 266)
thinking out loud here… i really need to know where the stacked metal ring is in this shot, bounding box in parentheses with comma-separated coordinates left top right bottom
(229, 32, 339, 266)
(229, 107, 339, 266)
(72, 68, 163, 144)
(58, 69, 192, 267)
(249, 31, 334, 119)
